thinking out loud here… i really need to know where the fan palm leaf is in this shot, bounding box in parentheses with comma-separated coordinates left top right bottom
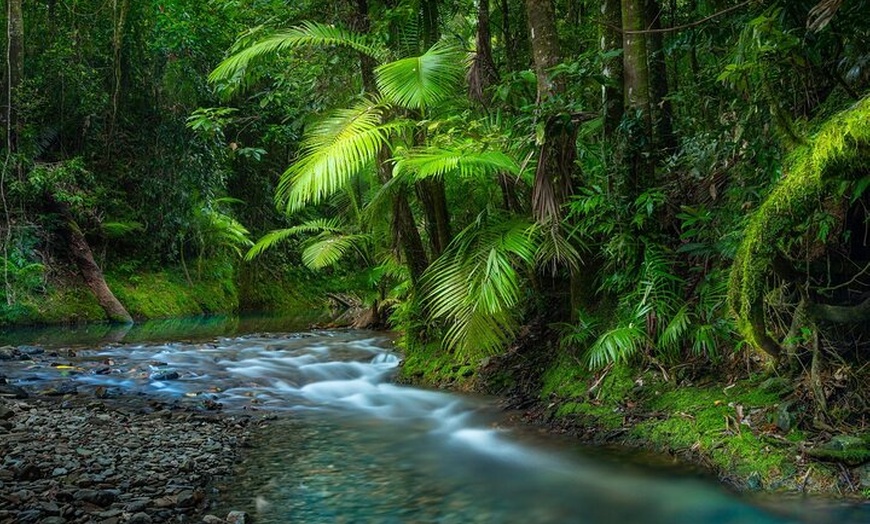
(375, 41, 466, 111)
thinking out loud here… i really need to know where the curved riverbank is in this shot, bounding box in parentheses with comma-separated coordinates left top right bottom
(397, 330, 870, 500)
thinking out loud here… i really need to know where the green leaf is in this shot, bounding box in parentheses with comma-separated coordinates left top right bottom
(375, 41, 465, 110)
(210, 21, 387, 86)
(276, 101, 408, 213)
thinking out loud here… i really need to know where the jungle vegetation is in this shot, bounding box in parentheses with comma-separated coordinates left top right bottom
(2, 0, 870, 429)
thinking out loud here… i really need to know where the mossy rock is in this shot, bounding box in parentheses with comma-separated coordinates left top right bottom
(807, 435, 870, 466)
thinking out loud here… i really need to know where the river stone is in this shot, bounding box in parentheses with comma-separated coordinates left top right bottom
(0, 383, 28, 398)
(226, 510, 250, 524)
(0, 405, 14, 420)
(127, 513, 153, 524)
(0, 346, 18, 360)
(73, 488, 118, 506)
(202, 515, 226, 523)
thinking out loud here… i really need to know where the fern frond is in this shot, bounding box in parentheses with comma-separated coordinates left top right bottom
(210, 21, 387, 85)
(375, 41, 466, 110)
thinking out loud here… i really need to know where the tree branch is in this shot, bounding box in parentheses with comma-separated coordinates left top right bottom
(603, 1, 753, 35)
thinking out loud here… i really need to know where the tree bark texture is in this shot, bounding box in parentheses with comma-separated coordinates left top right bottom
(415, 177, 451, 258)
(420, 0, 440, 49)
(468, 0, 499, 106)
(525, 0, 575, 223)
(645, 0, 676, 153)
(7, 0, 23, 150)
(621, 0, 654, 189)
(601, 0, 624, 137)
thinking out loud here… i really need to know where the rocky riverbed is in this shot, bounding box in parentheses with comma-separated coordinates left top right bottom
(0, 392, 270, 523)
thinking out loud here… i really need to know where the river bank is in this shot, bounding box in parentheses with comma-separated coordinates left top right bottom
(0, 392, 271, 524)
(397, 328, 870, 500)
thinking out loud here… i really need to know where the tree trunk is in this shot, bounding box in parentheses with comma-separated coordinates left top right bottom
(355, 0, 428, 283)
(621, 0, 653, 189)
(6, 0, 23, 151)
(415, 177, 451, 257)
(469, 0, 499, 106)
(601, 0, 624, 138)
(420, 0, 440, 49)
(109, 0, 130, 143)
(58, 209, 132, 324)
(645, 0, 676, 153)
(525, 0, 575, 223)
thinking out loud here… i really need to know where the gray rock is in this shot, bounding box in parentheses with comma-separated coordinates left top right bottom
(18, 345, 44, 356)
(73, 489, 118, 507)
(202, 515, 226, 524)
(0, 405, 14, 420)
(0, 383, 28, 398)
(127, 513, 152, 524)
(226, 510, 251, 524)
(0, 346, 18, 360)
(776, 400, 796, 433)
(40, 518, 66, 524)
(175, 489, 199, 508)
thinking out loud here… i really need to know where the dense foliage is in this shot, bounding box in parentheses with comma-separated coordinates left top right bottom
(2, 0, 870, 425)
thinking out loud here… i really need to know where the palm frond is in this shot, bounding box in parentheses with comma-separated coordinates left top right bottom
(534, 221, 583, 273)
(375, 41, 466, 110)
(393, 147, 519, 181)
(423, 214, 537, 358)
(210, 21, 386, 85)
(301, 233, 369, 269)
(244, 218, 343, 260)
(658, 305, 692, 355)
(586, 323, 649, 369)
(276, 101, 409, 213)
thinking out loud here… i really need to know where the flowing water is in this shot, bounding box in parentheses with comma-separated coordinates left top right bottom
(2, 317, 869, 523)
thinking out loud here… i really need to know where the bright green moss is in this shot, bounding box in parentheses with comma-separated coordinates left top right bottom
(729, 97, 870, 352)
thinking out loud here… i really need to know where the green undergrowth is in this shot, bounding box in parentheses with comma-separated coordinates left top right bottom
(107, 267, 238, 319)
(400, 339, 842, 493)
(536, 348, 838, 492)
(5, 283, 106, 325)
(397, 339, 479, 390)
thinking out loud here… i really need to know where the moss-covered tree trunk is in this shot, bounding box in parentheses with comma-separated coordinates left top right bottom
(53, 203, 132, 324)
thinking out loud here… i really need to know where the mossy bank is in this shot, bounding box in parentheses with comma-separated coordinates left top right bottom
(0, 260, 330, 326)
(398, 334, 870, 498)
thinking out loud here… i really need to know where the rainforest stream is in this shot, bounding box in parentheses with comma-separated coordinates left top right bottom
(2, 316, 869, 523)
